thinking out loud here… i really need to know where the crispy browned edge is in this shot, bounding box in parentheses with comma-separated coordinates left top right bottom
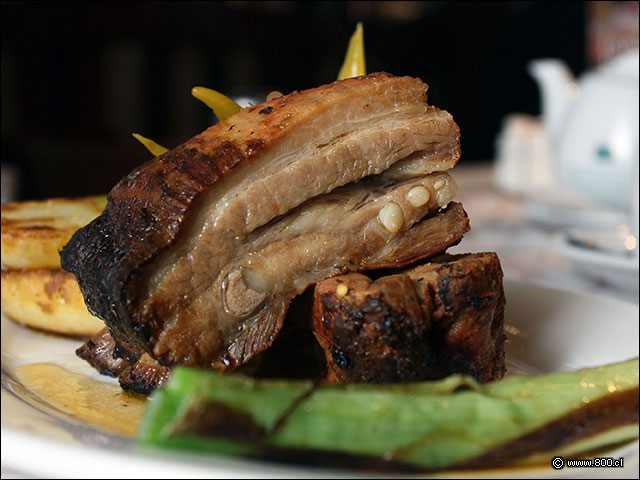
(118, 354, 171, 394)
(60, 73, 454, 360)
(76, 327, 131, 377)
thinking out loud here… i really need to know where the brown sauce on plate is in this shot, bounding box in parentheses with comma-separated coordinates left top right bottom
(14, 362, 147, 437)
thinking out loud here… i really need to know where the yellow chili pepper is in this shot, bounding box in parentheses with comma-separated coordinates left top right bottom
(131, 133, 169, 157)
(337, 22, 366, 80)
(191, 87, 242, 122)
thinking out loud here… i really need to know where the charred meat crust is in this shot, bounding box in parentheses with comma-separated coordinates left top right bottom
(313, 253, 506, 384)
(60, 142, 244, 356)
(76, 327, 131, 377)
(420, 252, 506, 383)
(118, 354, 171, 394)
(315, 273, 436, 383)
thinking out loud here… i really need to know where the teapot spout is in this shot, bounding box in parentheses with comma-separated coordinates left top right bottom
(528, 59, 579, 140)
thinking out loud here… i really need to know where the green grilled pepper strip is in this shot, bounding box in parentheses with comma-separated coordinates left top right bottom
(137, 358, 639, 470)
(191, 87, 242, 122)
(337, 22, 366, 80)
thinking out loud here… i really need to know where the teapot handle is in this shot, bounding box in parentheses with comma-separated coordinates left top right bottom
(528, 59, 579, 142)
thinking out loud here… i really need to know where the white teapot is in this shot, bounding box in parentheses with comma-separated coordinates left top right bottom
(528, 48, 639, 210)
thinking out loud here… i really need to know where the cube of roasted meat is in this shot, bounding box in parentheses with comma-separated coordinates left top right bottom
(313, 253, 506, 384)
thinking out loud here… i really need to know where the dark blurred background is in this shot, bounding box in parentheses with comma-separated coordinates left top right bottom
(1, 1, 636, 199)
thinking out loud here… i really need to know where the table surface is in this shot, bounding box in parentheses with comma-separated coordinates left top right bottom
(450, 163, 638, 305)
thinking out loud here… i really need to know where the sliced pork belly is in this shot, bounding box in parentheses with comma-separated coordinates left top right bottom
(61, 73, 466, 372)
(313, 253, 506, 384)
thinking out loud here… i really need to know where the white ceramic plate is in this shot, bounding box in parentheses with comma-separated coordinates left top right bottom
(2, 279, 639, 478)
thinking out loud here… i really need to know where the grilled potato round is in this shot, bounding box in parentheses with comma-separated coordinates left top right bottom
(1, 196, 105, 269)
(1, 269, 104, 336)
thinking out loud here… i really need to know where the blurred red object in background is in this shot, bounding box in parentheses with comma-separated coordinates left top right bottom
(588, 1, 639, 66)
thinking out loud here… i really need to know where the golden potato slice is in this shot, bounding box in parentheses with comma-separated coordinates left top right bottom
(1, 269, 104, 336)
(1, 196, 105, 269)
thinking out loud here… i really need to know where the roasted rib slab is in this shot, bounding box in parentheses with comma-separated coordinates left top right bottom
(61, 73, 467, 372)
(313, 253, 506, 384)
